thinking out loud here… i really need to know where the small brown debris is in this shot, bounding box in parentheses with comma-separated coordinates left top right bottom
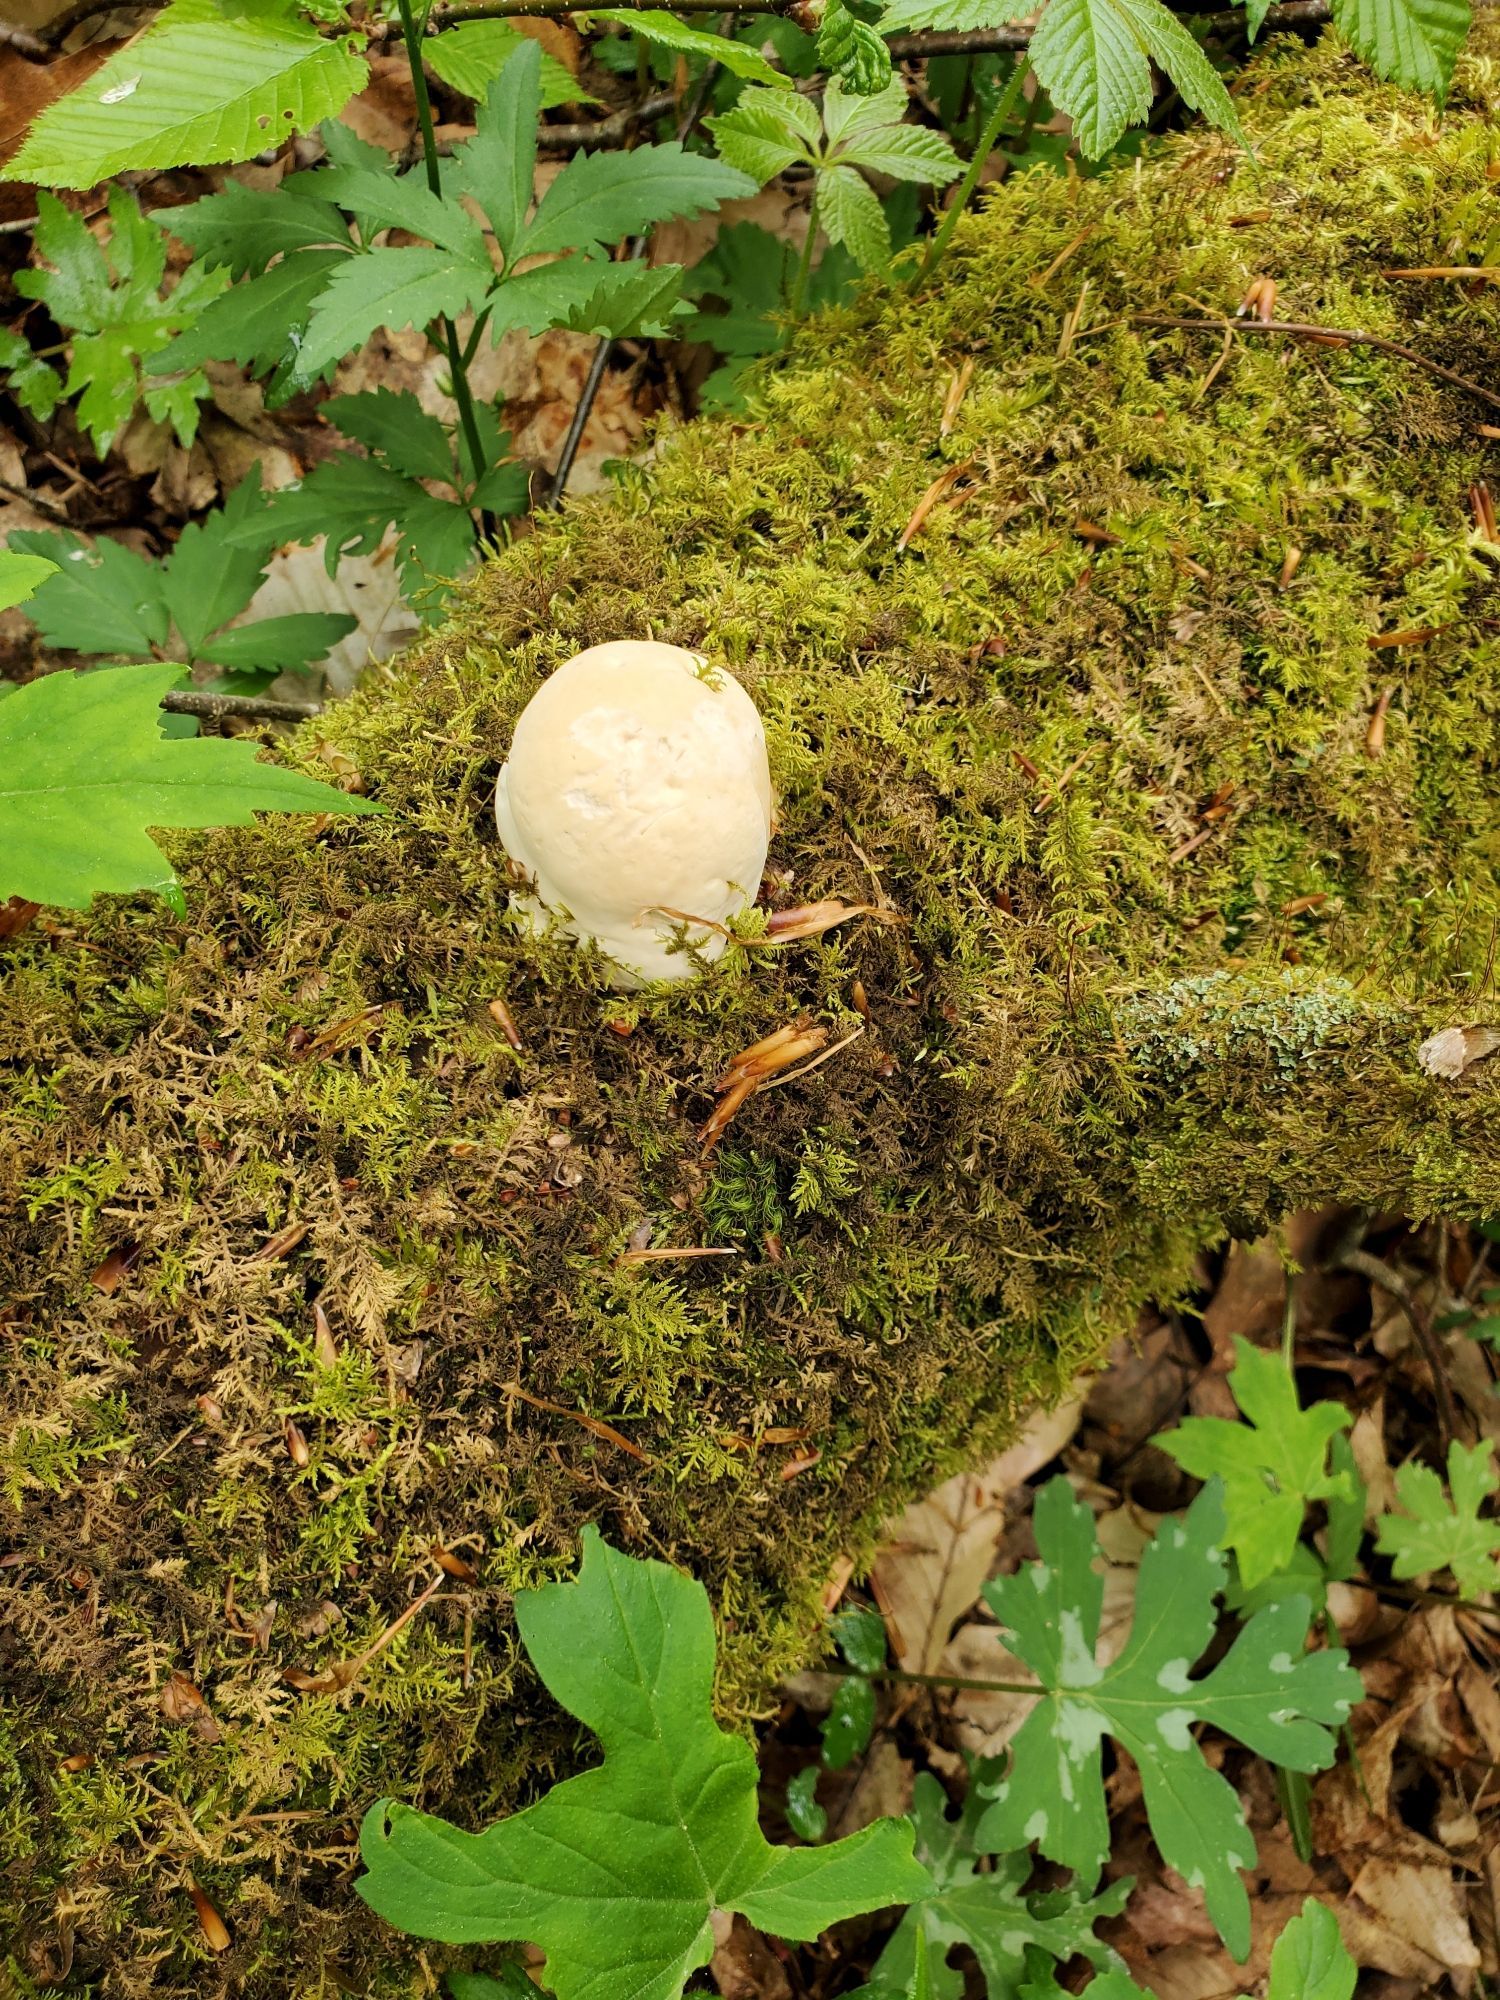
(196, 1393, 224, 1424)
(1417, 1024, 1500, 1079)
(286, 1572, 444, 1696)
(58, 1753, 94, 1774)
(616, 1245, 738, 1267)
(431, 1544, 479, 1584)
(1169, 826, 1216, 864)
(850, 979, 871, 1023)
(605, 1017, 635, 1037)
(780, 1449, 822, 1481)
(160, 1672, 221, 1744)
(1012, 749, 1042, 782)
(283, 1418, 310, 1468)
(1228, 208, 1272, 226)
(1368, 625, 1438, 650)
(302, 1003, 386, 1059)
(247, 1220, 309, 1263)
(89, 1241, 141, 1294)
(1366, 685, 1394, 757)
(1034, 741, 1099, 813)
(939, 356, 974, 436)
(763, 1232, 784, 1263)
(1470, 480, 1497, 543)
(0, 897, 40, 940)
(1030, 223, 1094, 288)
(896, 459, 977, 552)
(1280, 893, 1327, 916)
(1202, 782, 1237, 822)
(1239, 275, 1278, 324)
(187, 1878, 231, 1954)
(1383, 264, 1500, 281)
(1278, 546, 1302, 589)
(503, 1380, 651, 1463)
(487, 997, 524, 1049)
(312, 1301, 338, 1370)
(1170, 543, 1212, 582)
(1073, 518, 1121, 547)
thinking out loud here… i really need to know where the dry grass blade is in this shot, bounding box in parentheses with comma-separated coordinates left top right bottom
(763, 898, 905, 942)
(616, 1245, 739, 1266)
(502, 1380, 652, 1462)
(897, 460, 976, 551)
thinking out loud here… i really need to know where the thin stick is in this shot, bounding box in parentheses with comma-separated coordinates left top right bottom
(915, 56, 1029, 285)
(161, 691, 324, 724)
(1337, 1244, 1462, 1447)
(1137, 315, 1500, 418)
(503, 1380, 652, 1462)
(538, 93, 676, 148)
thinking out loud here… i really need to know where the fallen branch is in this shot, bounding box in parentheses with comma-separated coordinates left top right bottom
(161, 690, 325, 725)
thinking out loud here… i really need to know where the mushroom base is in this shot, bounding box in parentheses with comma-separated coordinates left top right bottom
(5, 33, 1500, 1994)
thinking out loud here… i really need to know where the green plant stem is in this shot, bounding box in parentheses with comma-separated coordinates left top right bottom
(916, 55, 1028, 285)
(395, 0, 495, 535)
(788, 186, 820, 318)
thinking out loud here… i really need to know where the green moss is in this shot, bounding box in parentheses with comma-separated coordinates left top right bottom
(4, 31, 1500, 1993)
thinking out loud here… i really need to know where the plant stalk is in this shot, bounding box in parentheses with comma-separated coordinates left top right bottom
(915, 55, 1028, 285)
(788, 186, 820, 317)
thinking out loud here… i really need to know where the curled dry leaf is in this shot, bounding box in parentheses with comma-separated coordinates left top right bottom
(187, 1877, 231, 1954)
(160, 1671, 221, 1744)
(763, 899, 904, 943)
(700, 1019, 830, 1152)
(1417, 1024, 1500, 1078)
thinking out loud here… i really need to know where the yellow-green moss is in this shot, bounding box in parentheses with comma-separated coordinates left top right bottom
(5, 31, 1500, 1994)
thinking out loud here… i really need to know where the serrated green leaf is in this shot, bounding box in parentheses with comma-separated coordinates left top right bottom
(1375, 1439, 1500, 1598)
(0, 660, 378, 911)
(596, 9, 790, 85)
(4, 0, 368, 187)
(515, 142, 755, 262)
(294, 244, 495, 382)
(323, 388, 455, 484)
(1027, 0, 1245, 158)
(707, 88, 822, 183)
(838, 120, 962, 182)
(856, 1772, 1128, 2000)
(552, 260, 690, 338)
(1330, 0, 1469, 94)
(161, 509, 273, 658)
(0, 550, 58, 613)
(816, 0, 894, 94)
(298, 164, 490, 262)
(167, 183, 349, 278)
(975, 1479, 1361, 1960)
(472, 460, 533, 515)
(152, 247, 348, 382)
(876, 0, 1028, 32)
(7, 530, 170, 656)
(262, 456, 477, 599)
(427, 19, 591, 106)
(818, 163, 889, 270)
(1161, 1339, 1353, 1589)
(448, 44, 541, 261)
(356, 1527, 929, 2000)
(197, 611, 357, 672)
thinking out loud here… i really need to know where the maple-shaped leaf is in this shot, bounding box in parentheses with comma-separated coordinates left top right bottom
(1160, 1339, 1353, 1588)
(1056, 1897, 1354, 2000)
(851, 1768, 1128, 1999)
(357, 1528, 928, 2000)
(0, 661, 379, 912)
(974, 1480, 1360, 1961)
(1375, 1439, 1500, 1599)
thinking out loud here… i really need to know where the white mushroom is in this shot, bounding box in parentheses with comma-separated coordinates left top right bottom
(494, 640, 773, 987)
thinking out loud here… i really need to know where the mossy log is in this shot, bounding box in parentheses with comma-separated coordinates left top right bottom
(5, 32, 1500, 1993)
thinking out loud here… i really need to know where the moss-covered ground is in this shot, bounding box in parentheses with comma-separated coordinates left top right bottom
(4, 30, 1500, 1993)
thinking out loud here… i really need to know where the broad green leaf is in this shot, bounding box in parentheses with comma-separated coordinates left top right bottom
(877, 0, 1028, 31)
(818, 164, 889, 271)
(0, 327, 65, 421)
(300, 165, 490, 263)
(854, 1771, 1128, 2000)
(197, 612, 357, 673)
(356, 1527, 929, 2000)
(153, 248, 348, 381)
(167, 183, 349, 278)
(263, 456, 478, 599)
(294, 244, 495, 382)
(323, 388, 456, 485)
(832, 1606, 888, 1673)
(448, 44, 542, 260)
(595, 9, 789, 85)
(821, 1674, 876, 1769)
(426, 20, 590, 106)
(7, 530, 170, 656)
(0, 551, 58, 613)
(1330, 0, 1470, 93)
(1026, 0, 1245, 158)
(515, 143, 755, 262)
(0, 661, 378, 911)
(975, 1479, 1360, 1960)
(1375, 1439, 1500, 1598)
(1160, 1339, 1353, 1589)
(446, 1972, 537, 2000)
(161, 514, 273, 658)
(472, 462, 533, 516)
(822, 72, 905, 146)
(707, 88, 822, 183)
(552, 261, 690, 339)
(3, 0, 369, 187)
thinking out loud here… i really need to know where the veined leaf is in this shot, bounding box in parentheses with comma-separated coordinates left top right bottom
(877, 0, 1029, 32)
(0, 328, 64, 422)
(707, 88, 823, 183)
(818, 164, 890, 271)
(1330, 0, 1470, 93)
(0, 661, 378, 912)
(1375, 1439, 1500, 1598)
(322, 388, 456, 485)
(167, 183, 350, 278)
(837, 120, 962, 181)
(0, 551, 58, 614)
(1027, 0, 1245, 157)
(294, 244, 495, 381)
(448, 43, 541, 260)
(356, 1527, 929, 2000)
(426, 19, 590, 106)
(3, 0, 369, 187)
(595, 9, 790, 85)
(153, 248, 348, 380)
(552, 261, 690, 338)
(7, 530, 171, 657)
(197, 612, 357, 673)
(298, 165, 491, 263)
(515, 142, 756, 261)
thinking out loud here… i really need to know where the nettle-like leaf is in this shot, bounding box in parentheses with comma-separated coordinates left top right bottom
(1330, 0, 1470, 95)
(1160, 1339, 1354, 1589)
(294, 243, 495, 383)
(876, 0, 1028, 33)
(595, 9, 789, 86)
(853, 1770, 1129, 1999)
(16, 189, 227, 453)
(3, 0, 368, 187)
(1375, 1439, 1500, 1598)
(513, 144, 755, 262)
(974, 1479, 1361, 1960)
(0, 661, 378, 913)
(0, 550, 58, 614)
(357, 1528, 929, 2000)
(1062, 1898, 1354, 2000)
(1026, 0, 1246, 158)
(425, 20, 590, 105)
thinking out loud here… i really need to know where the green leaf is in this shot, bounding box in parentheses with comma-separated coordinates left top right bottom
(816, 0, 894, 94)
(515, 143, 755, 262)
(975, 1479, 1361, 1960)
(197, 612, 357, 673)
(472, 459, 533, 516)
(1375, 1439, 1500, 1598)
(832, 1606, 888, 1673)
(876, 0, 1028, 32)
(294, 244, 495, 382)
(301, 164, 490, 263)
(707, 88, 822, 183)
(858, 1771, 1128, 2000)
(836, 119, 963, 183)
(1070, 1898, 1354, 2000)
(446, 1972, 539, 2000)
(0, 327, 65, 421)
(153, 248, 348, 382)
(263, 456, 478, 599)
(785, 1765, 828, 1842)
(552, 261, 690, 339)
(7, 530, 170, 657)
(822, 1674, 876, 1769)
(167, 182, 349, 278)
(1330, 0, 1470, 94)
(3, 0, 369, 187)
(0, 660, 379, 911)
(1026, 0, 1246, 158)
(1160, 1339, 1353, 1589)
(161, 497, 275, 657)
(596, 9, 790, 85)
(0, 550, 58, 613)
(818, 164, 890, 271)
(356, 1527, 929, 1998)
(448, 44, 542, 261)
(322, 388, 456, 484)
(426, 20, 590, 106)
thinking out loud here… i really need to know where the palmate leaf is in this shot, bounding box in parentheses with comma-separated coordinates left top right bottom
(425, 20, 590, 107)
(2, 0, 368, 187)
(707, 88, 823, 182)
(8, 529, 171, 656)
(0, 661, 378, 912)
(1026, 0, 1246, 157)
(1331, 0, 1470, 93)
(515, 144, 757, 260)
(552, 261, 691, 339)
(357, 1528, 928, 2000)
(851, 1771, 1129, 1999)
(322, 389, 456, 485)
(818, 164, 891, 271)
(595, 9, 789, 85)
(155, 248, 350, 382)
(974, 1479, 1360, 1960)
(1160, 1339, 1353, 1589)
(1375, 1439, 1500, 1598)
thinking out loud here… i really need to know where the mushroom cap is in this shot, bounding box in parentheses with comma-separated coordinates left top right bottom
(494, 640, 773, 986)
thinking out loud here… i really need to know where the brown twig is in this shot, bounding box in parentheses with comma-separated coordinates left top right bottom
(538, 93, 676, 148)
(1337, 1245, 1462, 1447)
(1136, 315, 1500, 417)
(502, 1380, 652, 1462)
(161, 691, 324, 725)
